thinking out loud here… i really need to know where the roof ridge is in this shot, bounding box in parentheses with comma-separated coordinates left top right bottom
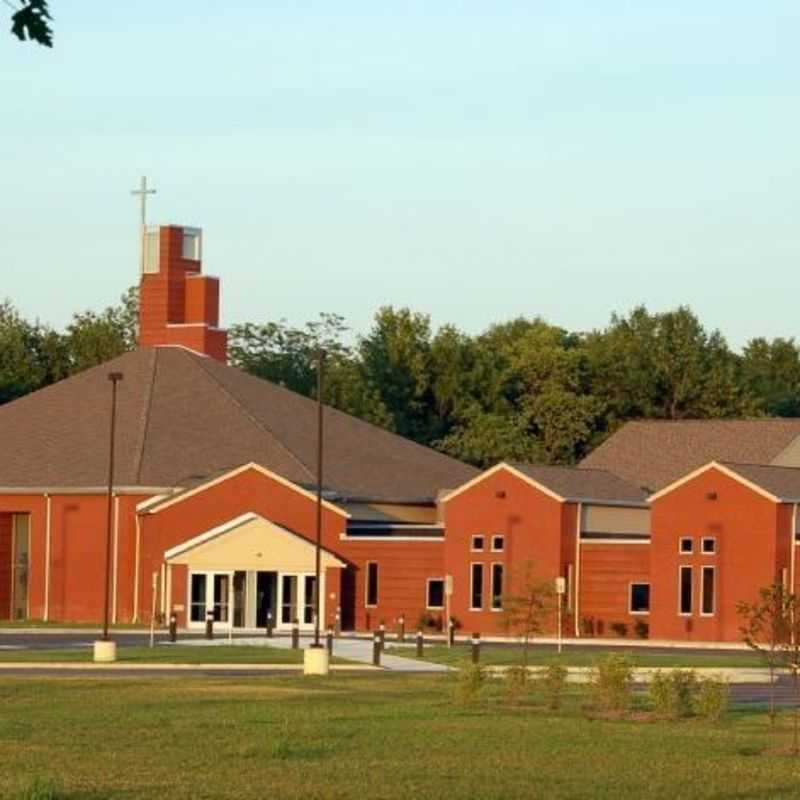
(133, 348, 159, 485)
(627, 418, 800, 425)
(186, 353, 316, 483)
(722, 460, 800, 472)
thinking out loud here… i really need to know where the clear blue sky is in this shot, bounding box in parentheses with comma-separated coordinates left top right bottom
(1, 2, 797, 348)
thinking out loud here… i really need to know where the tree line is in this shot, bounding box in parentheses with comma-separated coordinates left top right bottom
(3, 288, 800, 467)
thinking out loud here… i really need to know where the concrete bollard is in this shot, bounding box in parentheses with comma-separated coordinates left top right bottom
(326, 627, 334, 657)
(378, 622, 386, 651)
(397, 615, 405, 643)
(416, 629, 424, 658)
(205, 611, 214, 640)
(372, 632, 381, 667)
(471, 632, 481, 664)
(265, 611, 274, 638)
(448, 618, 455, 647)
(169, 612, 178, 643)
(291, 619, 300, 650)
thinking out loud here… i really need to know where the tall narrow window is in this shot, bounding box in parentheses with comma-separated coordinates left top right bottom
(701, 566, 715, 615)
(491, 564, 504, 610)
(630, 583, 650, 614)
(679, 565, 693, 615)
(366, 562, 379, 607)
(471, 563, 484, 610)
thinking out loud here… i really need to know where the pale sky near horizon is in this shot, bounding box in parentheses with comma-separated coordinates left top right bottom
(1, 2, 797, 349)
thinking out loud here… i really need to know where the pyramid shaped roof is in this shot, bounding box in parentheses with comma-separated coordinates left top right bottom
(0, 347, 478, 501)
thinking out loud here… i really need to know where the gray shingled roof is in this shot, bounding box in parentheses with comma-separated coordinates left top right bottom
(580, 419, 800, 492)
(508, 463, 648, 505)
(719, 462, 800, 502)
(0, 347, 478, 501)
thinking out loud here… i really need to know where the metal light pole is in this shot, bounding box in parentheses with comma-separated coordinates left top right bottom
(312, 349, 325, 648)
(102, 372, 123, 642)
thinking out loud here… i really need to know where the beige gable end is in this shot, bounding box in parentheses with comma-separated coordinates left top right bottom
(167, 514, 345, 571)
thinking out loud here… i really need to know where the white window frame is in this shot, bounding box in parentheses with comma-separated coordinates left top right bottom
(628, 581, 651, 615)
(365, 561, 379, 608)
(491, 535, 504, 552)
(678, 565, 693, 616)
(470, 562, 484, 611)
(679, 536, 693, 554)
(490, 563, 504, 611)
(182, 227, 202, 261)
(701, 537, 716, 555)
(700, 565, 716, 616)
(471, 535, 485, 552)
(426, 577, 445, 610)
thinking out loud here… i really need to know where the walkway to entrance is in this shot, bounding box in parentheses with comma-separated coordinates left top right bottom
(181, 635, 450, 672)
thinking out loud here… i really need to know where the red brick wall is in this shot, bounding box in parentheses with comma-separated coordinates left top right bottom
(650, 467, 781, 642)
(443, 468, 567, 636)
(578, 543, 650, 638)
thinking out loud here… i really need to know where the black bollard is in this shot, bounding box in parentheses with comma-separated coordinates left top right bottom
(205, 610, 214, 641)
(334, 607, 342, 638)
(372, 632, 381, 667)
(397, 615, 405, 643)
(416, 629, 424, 658)
(326, 627, 334, 657)
(291, 619, 300, 650)
(169, 612, 178, 643)
(265, 610, 274, 638)
(448, 618, 455, 647)
(471, 632, 481, 664)
(379, 622, 386, 651)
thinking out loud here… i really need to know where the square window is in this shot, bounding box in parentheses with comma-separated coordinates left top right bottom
(427, 579, 445, 609)
(679, 537, 693, 554)
(630, 583, 650, 614)
(491, 535, 504, 552)
(702, 537, 716, 554)
(471, 535, 484, 552)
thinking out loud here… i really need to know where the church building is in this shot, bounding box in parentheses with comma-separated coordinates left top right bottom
(2, 223, 800, 643)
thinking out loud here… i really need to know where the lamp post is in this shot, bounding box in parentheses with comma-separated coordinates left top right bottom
(304, 349, 329, 675)
(95, 371, 123, 663)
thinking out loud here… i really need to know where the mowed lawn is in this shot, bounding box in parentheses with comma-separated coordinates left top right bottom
(0, 645, 343, 665)
(2, 674, 800, 800)
(387, 643, 768, 669)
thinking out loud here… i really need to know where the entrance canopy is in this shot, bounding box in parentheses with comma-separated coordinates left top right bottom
(165, 512, 346, 571)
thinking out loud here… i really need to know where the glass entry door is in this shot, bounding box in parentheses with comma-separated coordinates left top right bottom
(279, 573, 318, 629)
(188, 571, 233, 628)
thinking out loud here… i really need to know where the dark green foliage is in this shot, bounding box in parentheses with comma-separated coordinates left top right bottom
(10, 0, 52, 47)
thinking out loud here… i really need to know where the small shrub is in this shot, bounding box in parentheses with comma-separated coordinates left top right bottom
(541, 663, 568, 710)
(695, 675, 729, 722)
(505, 664, 530, 706)
(610, 622, 628, 638)
(416, 611, 442, 631)
(591, 654, 634, 714)
(581, 617, 595, 636)
(650, 669, 697, 719)
(634, 619, 649, 639)
(454, 661, 486, 707)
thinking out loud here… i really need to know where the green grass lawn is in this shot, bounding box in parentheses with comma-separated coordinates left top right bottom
(387, 643, 768, 669)
(0, 645, 345, 665)
(1, 674, 799, 799)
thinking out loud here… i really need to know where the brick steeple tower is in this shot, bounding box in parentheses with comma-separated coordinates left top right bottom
(138, 225, 227, 362)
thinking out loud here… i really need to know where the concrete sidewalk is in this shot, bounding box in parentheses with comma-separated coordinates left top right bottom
(177, 635, 451, 672)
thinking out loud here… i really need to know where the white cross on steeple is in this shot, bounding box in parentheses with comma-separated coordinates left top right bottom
(130, 175, 156, 228)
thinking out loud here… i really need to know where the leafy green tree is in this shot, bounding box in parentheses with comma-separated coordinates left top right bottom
(8, 0, 52, 47)
(66, 287, 138, 374)
(742, 338, 800, 417)
(0, 301, 47, 403)
(229, 313, 350, 397)
(358, 307, 439, 443)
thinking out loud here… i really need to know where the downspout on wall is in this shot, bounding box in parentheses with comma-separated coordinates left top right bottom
(574, 501, 582, 637)
(43, 494, 52, 622)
